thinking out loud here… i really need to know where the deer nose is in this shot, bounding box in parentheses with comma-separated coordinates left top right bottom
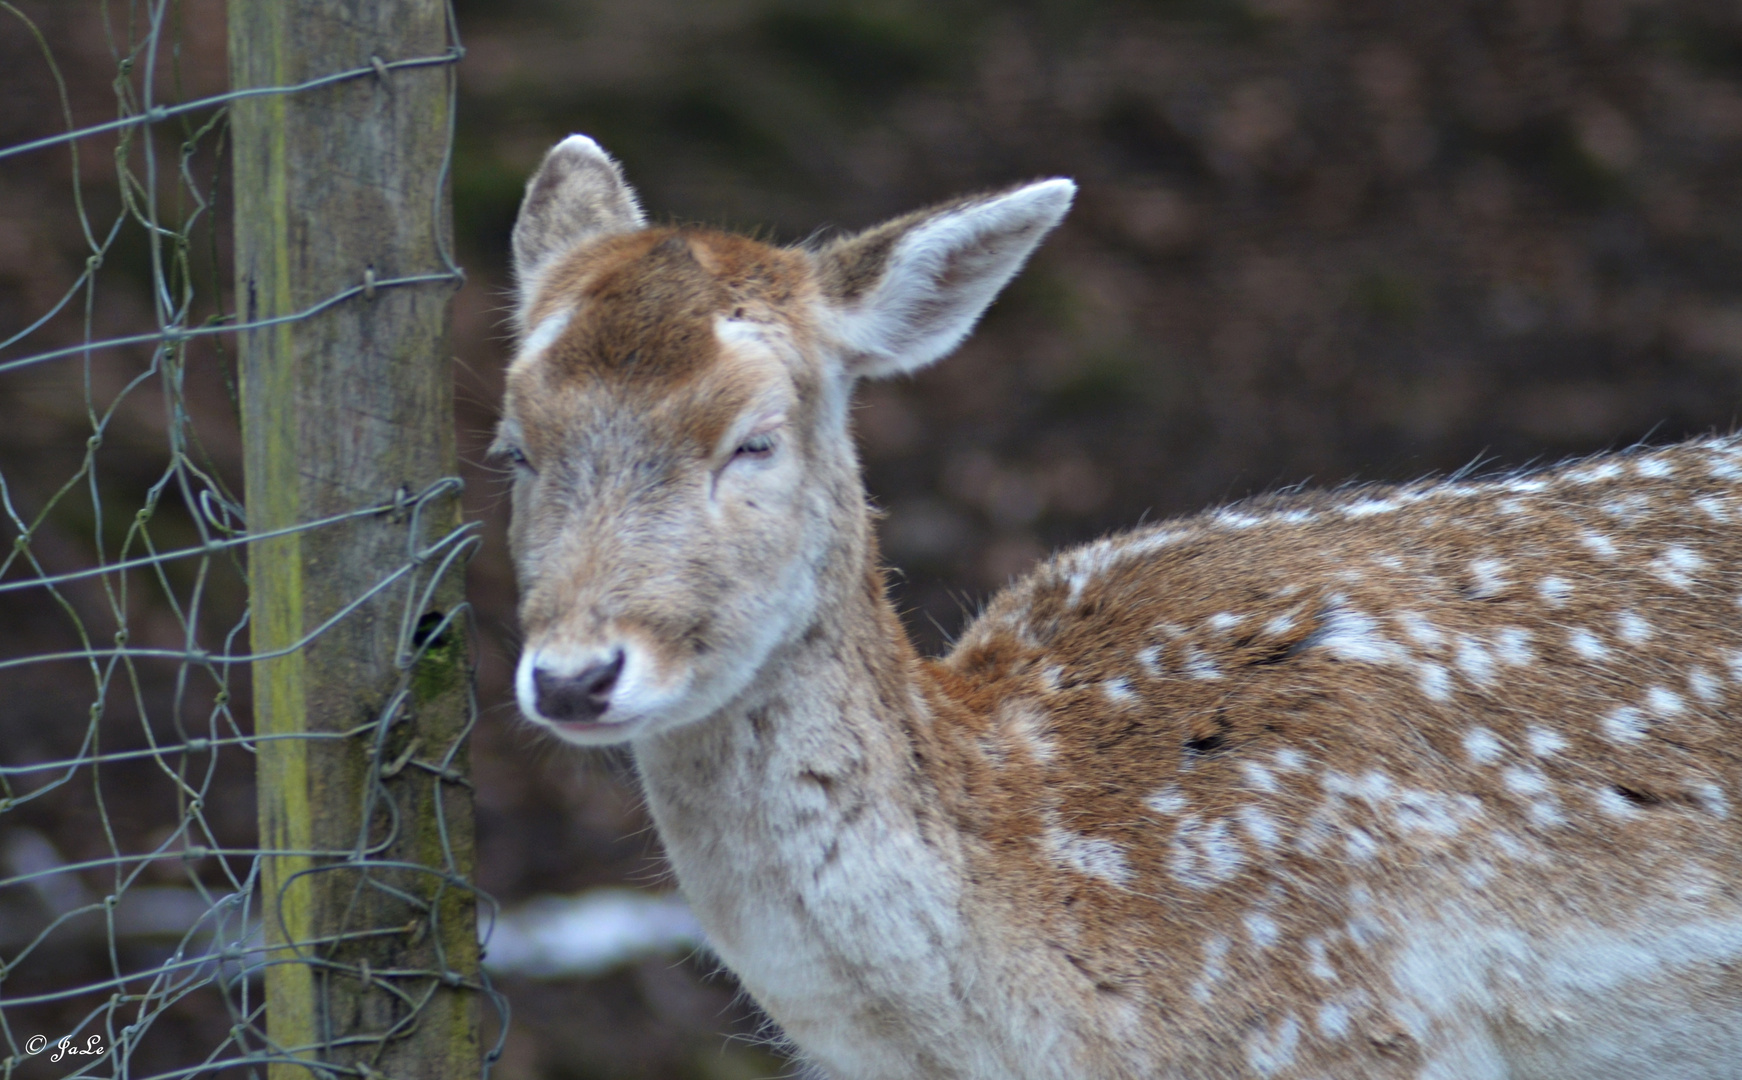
(533, 651, 625, 723)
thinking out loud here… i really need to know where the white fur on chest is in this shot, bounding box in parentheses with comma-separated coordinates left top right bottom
(637, 717, 1019, 1079)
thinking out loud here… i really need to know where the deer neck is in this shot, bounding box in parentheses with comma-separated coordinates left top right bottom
(631, 501, 970, 1019)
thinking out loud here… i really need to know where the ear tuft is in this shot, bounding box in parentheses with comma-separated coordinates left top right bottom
(814, 178, 1074, 379)
(512, 136, 646, 315)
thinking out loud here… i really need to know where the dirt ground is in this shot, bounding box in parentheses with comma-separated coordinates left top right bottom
(6, 0, 1742, 1077)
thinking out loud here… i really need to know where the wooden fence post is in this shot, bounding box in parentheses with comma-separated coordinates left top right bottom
(229, 2, 479, 1077)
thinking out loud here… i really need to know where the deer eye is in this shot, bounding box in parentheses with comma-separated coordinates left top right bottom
(732, 433, 777, 461)
(503, 445, 534, 472)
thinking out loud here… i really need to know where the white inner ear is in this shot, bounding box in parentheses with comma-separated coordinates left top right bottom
(833, 178, 1075, 380)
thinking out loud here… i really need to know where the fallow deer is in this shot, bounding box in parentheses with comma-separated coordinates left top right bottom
(497, 134, 1742, 1079)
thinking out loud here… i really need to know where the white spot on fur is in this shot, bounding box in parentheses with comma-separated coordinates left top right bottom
(1305, 936, 1337, 981)
(1602, 706, 1648, 744)
(1594, 786, 1642, 819)
(1240, 761, 1279, 793)
(1693, 783, 1730, 818)
(1181, 645, 1222, 680)
(1617, 612, 1654, 645)
(1646, 686, 1685, 717)
(1494, 628, 1533, 666)
(1239, 805, 1283, 850)
(1273, 748, 1307, 772)
(1537, 576, 1571, 607)
(1191, 935, 1230, 1003)
(1696, 496, 1732, 522)
(1136, 645, 1163, 677)
(1503, 766, 1550, 797)
(1317, 1001, 1353, 1039)
(1569, 461, 1624, 484)
(1344, 829, 1380, 862)
(1396, 611, 1445, 648)
(1209, 612, 1246, 632)
(1690, 667, 1723, 703)
(1526, 726, 1567, 757)
(1464, 728, 1504, 764)
(1146, 785, 1188, 816)
(1314, 607, 1406, 664)
(1003, 701, 1058, 762)
(1636, 456, 1675, 478)
(1245, 911, 1281, 948)
(1651, 545, 1706, 590)
(1102, 677, 1136, 705)
(1394, 789, 1479, 836)
(1418, 662, 1451, 700)
(1245, 1015, 1301, 1077)
(1455, 637, 1495, 685)
(1043, 819, 1132, 887)
(1468, 558, 1508, 598)
(1568, 628, 1608, 661)
(1344, 498, 1402, 518)
(1601, 494, 1650, 521)
(1171, 817, 1245, 888)
(1579, 531, 1619, 559)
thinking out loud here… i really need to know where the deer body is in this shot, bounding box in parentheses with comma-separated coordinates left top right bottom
(499, 136, 1742, 1079)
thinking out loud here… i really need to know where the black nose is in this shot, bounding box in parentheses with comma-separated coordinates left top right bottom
(533, 651, 624, 723)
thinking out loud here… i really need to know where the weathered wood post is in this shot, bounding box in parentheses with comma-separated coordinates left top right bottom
(229, 3, 480, 1077)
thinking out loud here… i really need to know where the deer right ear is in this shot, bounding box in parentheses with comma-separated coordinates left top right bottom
(511, 135, 646, 316)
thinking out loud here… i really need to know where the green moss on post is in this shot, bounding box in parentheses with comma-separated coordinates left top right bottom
(229, 3, 479, 1078)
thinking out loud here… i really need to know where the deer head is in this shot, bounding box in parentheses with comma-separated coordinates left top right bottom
(497, 135, 1073, 745)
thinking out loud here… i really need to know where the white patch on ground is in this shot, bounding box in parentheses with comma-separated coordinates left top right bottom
(483, 888, 702, 978)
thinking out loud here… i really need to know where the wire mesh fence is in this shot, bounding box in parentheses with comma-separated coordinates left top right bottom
(0, 2, 500, 1077)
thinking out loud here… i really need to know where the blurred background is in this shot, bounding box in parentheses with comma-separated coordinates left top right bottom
(7, 0, 1742, 1076)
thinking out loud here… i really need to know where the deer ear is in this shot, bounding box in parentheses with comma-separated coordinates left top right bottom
(812, 179, 1074, 380)
(512, 135, 646, 311)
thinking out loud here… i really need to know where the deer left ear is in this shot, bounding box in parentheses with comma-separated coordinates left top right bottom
(511, 135, 646, 323)
(811, 179, 1074, 380)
